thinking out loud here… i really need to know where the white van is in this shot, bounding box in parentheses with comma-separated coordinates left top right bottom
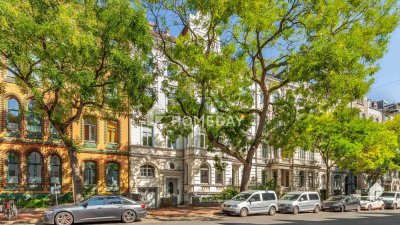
(222, 190, 278, 217)
(278, 191, 321, 214)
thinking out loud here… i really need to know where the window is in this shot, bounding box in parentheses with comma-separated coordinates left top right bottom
(262, 144, 268, 158)
(251, 193, 261, 201)
(84, 117, 97, 142)
(200, 164, 209, 184)
(106, 163, 119, 188)
(262, 193, 276, 201)
(49, 123, 60, 139)
(85, 197, 105, 206)
(299, 149, 305, 159)
(6, 153, 19, 183)
(334, 175, 342, 188)
(199, 133, 206, 148)
(107, 121, 118, 144)
(7, 98, 20, 132)
(142, 126, 153, 147)
(167, 138, 177, 149)
(27, 152, 42, 184)
(321, 175, 326, 187)
(140, 165, 155, 177)
(26, 101, 42, 136)
(308, 172, 314, 188)
(272, 93, 280, 103)
(105, 196, 122, 205)
(84, 161, 97, 185)
(215, 169, 223, 184)
(299, 194, 308, 201)
(7, 61, 16, 78)
(309, 194, 319, 200)
(261, 170, 267, 184)
(299, 171, 305, 187)
(49, 155, 61, 185)
(309, 151, 315, 160)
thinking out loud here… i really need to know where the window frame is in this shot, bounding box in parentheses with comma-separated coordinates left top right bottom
(84, 161, 97, 186)
(84, 117, 97, 143)
(200, 164, 209, 184)
(140, 164, 155, 178)
(6, 98, 20, 132)
(49, 155, 61, 185)
(27, 152, 43, 184)
(142, 125, 153, 147)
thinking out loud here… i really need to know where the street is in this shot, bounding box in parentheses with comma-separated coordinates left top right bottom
(86, 210, 400, 225)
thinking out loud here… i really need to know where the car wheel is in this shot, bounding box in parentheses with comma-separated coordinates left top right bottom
(381, 204, 385, 210)
(293, 206, 299, 215)
(269, 206, 276, 216)
(54, 212, 74, 225)
(122, 210, 137, 223)
(393, 204, 397, 210)
(368, 205, 372, 211)
(356, 205, 361, 212)
(239, 208, 248, 217)
(314, 205, 320, 213)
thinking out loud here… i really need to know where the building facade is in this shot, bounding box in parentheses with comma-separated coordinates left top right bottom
(0, 64, 130, 196)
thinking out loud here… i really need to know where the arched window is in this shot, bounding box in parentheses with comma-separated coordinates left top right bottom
(106, 163, 119, 189)
(200, 164, 209, 184)
(49, 155, 61, 185)
(140, 165, 155, 177)
(334, 175, 342, 188)
(6, 153, 19, 184)
(84, 117, 97, 143)
(27, 152, 43, 184)
(7, 98, 20, 132)
(299, 171, 305, 187)
(27, 101, 43, 137)
(84, 161, 97, 185)
(107, 121, 118, 145)
(308, 172, 314, 188)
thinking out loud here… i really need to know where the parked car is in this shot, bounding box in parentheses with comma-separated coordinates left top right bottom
(359, 196, 385, 211)
(222, 190, 278, 217)
(321, 195, 361, 212)
(380, 192, 400, 209)
(43, 195, 146, 225)
(278, 191, 321, 215)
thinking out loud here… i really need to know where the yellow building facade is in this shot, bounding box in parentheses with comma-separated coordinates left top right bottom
(0, 66, 130, 196)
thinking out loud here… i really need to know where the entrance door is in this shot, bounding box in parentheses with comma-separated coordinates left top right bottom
(166, 178, 178, 195)
(138, 187, 157, 208)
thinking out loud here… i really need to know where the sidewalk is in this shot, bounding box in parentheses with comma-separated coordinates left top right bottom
(0, 206, 223, 224)
(147, 206, 223, 221)
(0, 211, 42, 225)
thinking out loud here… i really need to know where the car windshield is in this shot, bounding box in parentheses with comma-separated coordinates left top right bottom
(232, 193, 252, 201)
(359, 197, 372, 201)
(381, 193, 396, 197)
(281, 194, 300, 200)
(327, 196, 345, 201)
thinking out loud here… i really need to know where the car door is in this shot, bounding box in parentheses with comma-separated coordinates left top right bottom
(298, 194, 310, 211)
(351, 196, 359, 209)
(77, 197, 105, 222)
(343, 197, 352, 210)
(262, 193, 276, 211)
(396, 193, 400, 206)
(248, 193, 263, 213)
(103, 196, 125, 220)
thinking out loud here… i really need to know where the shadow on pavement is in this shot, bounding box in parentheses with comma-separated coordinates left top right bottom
(218, 211, 400, 225)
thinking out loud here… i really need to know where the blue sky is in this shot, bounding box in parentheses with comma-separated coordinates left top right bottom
(368, 28, 400, 103)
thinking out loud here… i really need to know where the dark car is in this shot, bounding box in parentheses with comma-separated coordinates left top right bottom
(43, 195, 146, 225)
(321, 195, 361, 212)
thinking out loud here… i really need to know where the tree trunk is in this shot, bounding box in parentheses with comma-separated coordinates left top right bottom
(63, 138, 84, 202)
(325, 167, 331, 199)
(240, 163, 252, 192)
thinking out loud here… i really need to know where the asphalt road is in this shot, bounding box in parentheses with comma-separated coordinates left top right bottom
(81, 210, 400, 225)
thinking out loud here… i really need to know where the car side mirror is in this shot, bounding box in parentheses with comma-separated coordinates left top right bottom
(299, 198, 304, 202)
(249, 198, 255, 203)
(82, 202, 88, 208)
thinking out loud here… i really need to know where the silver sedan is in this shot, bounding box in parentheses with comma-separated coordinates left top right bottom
(43, 195, 147, 225)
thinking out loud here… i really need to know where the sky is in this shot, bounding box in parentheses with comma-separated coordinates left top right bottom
(368, 28, 400, 103)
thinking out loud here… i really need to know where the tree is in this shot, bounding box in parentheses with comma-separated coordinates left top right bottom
(343, 117, 399, 183)
(145, 0, 398, 191)
(292, 109, 363, 197)
(0, 0, 154, 201)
